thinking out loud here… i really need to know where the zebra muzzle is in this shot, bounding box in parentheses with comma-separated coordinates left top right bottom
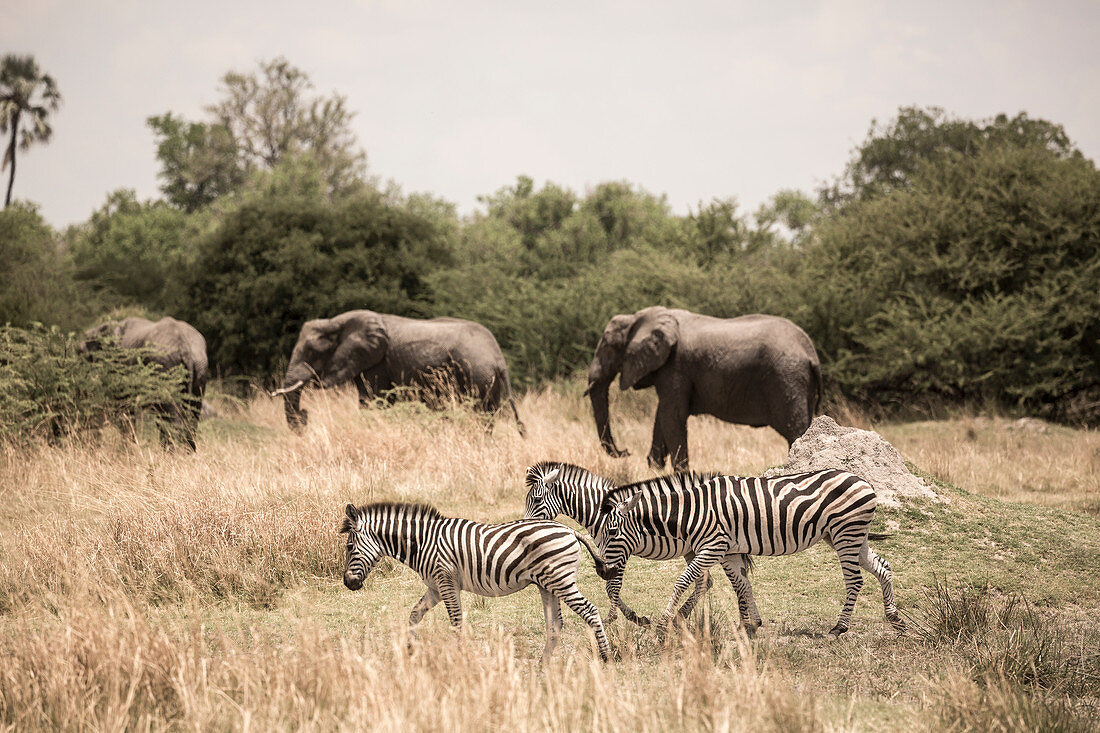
(343, 572, 364, 590)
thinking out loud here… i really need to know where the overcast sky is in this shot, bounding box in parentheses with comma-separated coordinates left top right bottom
(4, 0, 1099, 229)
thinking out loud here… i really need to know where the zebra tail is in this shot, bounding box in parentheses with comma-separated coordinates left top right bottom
(867, 532, 893, 541)
(574, 532, 616, 581)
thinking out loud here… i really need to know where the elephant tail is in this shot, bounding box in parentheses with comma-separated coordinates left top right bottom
(500, 367, 526, 438)
(810, 360, 823, 416)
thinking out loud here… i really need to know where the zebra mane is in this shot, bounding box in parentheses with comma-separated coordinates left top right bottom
(525, 461, 617, 493)
(340, 501, 445, 533)
(599, 470, 723, 514)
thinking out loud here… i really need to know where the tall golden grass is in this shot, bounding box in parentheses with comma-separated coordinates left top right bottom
(877, 417, 1100, 515)
(1, 383, 1096, 730)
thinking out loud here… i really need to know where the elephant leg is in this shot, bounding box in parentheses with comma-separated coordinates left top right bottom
(647, 416, 668, 470)
(182, 389, 201, 451)
(653, 398, 689, 471)
(770, 380, 812, 447)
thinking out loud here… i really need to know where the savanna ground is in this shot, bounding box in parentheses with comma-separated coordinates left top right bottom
(1, 384, 1098, 731)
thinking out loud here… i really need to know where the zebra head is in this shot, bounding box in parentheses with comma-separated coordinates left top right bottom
(596, 492, 645, 571)
(523, 463, 563, 520)
(340, 503, 384, 591)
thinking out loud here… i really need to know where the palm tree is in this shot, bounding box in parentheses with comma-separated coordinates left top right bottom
(0, 55, 61, 207)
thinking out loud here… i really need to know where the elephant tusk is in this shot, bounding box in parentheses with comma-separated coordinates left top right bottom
(270, 380, 306, 397)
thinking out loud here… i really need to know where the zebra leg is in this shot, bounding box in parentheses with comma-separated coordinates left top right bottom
(408, 587, 442, 638)
(674, 553, 711, 622)
(828, 540, 864, 637)
(675, 570, 713, 622)
(605, 573, 622, 625)
(720, 554, 762, 634)
(605, 562, 651, 626)
(436, 577, 464, 629)
(658, 547, 726, 639)
(860, 543, 906, 632)
(558, 586, 611, 662)
(538, 587, 564, 661)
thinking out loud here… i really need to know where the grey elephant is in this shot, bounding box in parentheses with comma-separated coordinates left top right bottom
(586, 307, 821, 470)
(275, 310, 525, 434)
(79, 316, 209, 450)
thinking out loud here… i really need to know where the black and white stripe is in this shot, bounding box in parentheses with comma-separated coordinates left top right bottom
(341, 501, 612, 660)
(598, 469, 905, 636)
(523, 462, 758, 629)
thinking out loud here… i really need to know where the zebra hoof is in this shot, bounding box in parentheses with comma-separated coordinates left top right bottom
(889, 615, 907, 634)
(827, 624, 849, 637)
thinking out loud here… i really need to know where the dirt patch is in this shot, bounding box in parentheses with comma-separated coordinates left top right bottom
(766, 415, 942, 507)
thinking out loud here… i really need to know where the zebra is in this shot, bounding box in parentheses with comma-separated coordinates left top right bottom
(341, 501, 613, 661)
(523, 462, 761, 632)
(597, 468, 905, 637)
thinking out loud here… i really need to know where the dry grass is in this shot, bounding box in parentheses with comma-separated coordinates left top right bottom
(878, 417, 1100, 515)
(0, 599, 824, 732)
(1, 382, 1098, 730)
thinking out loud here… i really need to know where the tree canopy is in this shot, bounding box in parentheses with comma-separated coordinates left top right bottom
(4, 80, 1098, 426)
(148, 58, 366, 211)
(67, 189, 203, 311)
(803, 135, 1099, 423)
(0, 54, 61, 207)
(179, 188, 452, 380)
(821, 106, 1081, 206)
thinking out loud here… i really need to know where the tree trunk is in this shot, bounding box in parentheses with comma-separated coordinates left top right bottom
(4, 113, 19, 208)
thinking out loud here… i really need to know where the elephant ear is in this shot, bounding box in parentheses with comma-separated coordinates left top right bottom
(600, 314, 635, 351)
(584, 314, 635, 392)
(329, 312, 388, 384)
(620, 309, 678, 390)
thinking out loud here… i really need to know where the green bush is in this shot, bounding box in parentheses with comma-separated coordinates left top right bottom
(68, 189, 203, 312)
(0, 324, 192, 443)
(432, 179, 799, 386)
(799, 140, 1100, 424)
(179, 188, 452, 382)
(0, 203, 92, 330)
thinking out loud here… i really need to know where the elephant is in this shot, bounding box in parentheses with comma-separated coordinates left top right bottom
(586, 307, 821, 470)
(275, 310, 525, 434)
(79, 316, 209, 450)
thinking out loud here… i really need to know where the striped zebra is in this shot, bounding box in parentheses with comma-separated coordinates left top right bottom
(524, 462, 760, 631)
(341, 501, 613, 661)
(598, 469, 905, 637)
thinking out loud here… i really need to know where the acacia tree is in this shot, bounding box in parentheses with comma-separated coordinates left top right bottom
(0, 55, 61, 207)
(821, 106, 1080, 206)
(146, 113, 244, 212)
(148, 58, 366, 210)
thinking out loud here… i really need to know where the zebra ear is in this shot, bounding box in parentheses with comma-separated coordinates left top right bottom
(543, 468, 561, 487)
(345, 503, 359, 521)
(622, 492, 645, 514)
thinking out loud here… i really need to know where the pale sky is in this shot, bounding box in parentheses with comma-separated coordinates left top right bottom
(4, 1, 1099, 229)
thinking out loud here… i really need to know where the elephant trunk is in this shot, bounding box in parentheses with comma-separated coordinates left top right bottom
(282, 364, 312, 429)
(587, 375, 629, 458)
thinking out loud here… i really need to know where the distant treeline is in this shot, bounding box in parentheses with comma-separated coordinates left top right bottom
(3, 104, 1098, 425)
